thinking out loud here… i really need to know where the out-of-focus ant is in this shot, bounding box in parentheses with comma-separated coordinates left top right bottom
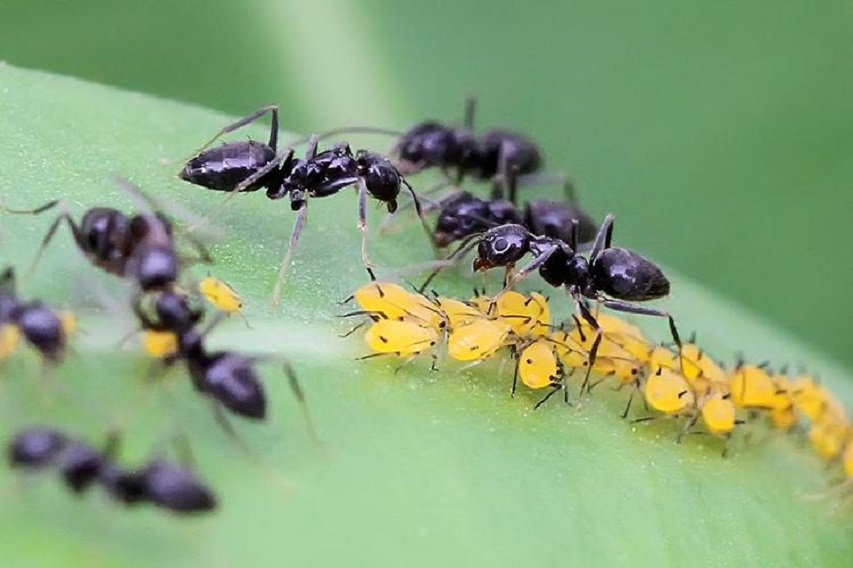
(132, 290, 317, 443)
(8, 426, 216, 514)
(430, 161, 597, 248)
(180, 105, 433, 306)
(312, 97, 543, 183)
(3, 178, 211, 292)
(424, 214, 681, 393)
(0, 266, 73, 363)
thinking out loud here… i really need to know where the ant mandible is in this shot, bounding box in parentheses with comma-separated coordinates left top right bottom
(180, 105, 434, 306)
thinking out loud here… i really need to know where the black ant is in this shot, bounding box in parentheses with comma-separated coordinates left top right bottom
(8, 426, 216, 514)
(132, 290, 316, 444)
(0, 267, 71, 363)
(5, 178, 211, 292)
(179, 105, 434, 306)
(315, 97, 543, 183)
(426, 214, 681, 394)
(431, 164, 597, 248)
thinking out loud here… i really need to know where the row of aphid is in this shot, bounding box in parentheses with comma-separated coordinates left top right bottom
(348, 280, 853, 488)
(1, 179, 309, 515)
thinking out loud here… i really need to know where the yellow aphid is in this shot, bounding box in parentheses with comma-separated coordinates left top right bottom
(517, 340, 559, 389)
(808, 417, 849, 461)
(494, 291, 548, 336)
(549, 329, 588, 370)
(701, 394, 737, 436)
(0, 324, 20, 358)
(364, 319, 438, 357)
(447, 319, 511, 362)
(199, 276, 243, 313)
(528, 292, 551, 336)
(644, 368, 694, 415)
(790, 376, 830, 421)
(767, 374, 797, 431)
(729, 365, 775, 409)
(844, 439, 853, 478)
(433, 296, 481, 327)
(647, 345, 678, 373)
(593, 342, 642, 384)
(58, 310, 77, 336)
(363, 282, 443, 328)
(142, 329, 179, 358)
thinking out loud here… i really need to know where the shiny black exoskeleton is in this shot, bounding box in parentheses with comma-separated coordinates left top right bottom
(16, 180, 209, 292)
(8, 426, 216, 514)
(471, 215, 682, 392)
(180, 105, 429, 306)
(0, 267, 68, 362)
(134, 290, 308, 422)
(432, 179, 597, 248)
(394, 98, 542, 182)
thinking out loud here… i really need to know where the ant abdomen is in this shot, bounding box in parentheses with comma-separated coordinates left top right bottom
(180, 140, 277, 192)
(591, 248, 670, 301)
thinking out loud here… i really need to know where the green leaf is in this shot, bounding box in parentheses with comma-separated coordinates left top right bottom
(0, 64, 850, 568)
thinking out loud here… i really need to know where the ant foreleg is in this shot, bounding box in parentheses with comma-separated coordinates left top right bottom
(357, 179, 377, 270)
(575, 297, 602, 396)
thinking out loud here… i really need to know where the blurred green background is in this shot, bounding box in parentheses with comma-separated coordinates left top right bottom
(1, 0, 852, 367)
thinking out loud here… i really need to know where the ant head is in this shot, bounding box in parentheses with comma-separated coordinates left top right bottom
(434, 192, 491, 247)
(15, 302, 66, 362)
(203, 352, 266, 420)
(8, 427, 67, 467)
(473, 224, 530, 271)
(356, 151, 401, 212)
(79, 208, 129, 256)
(134, 244, 179, 291)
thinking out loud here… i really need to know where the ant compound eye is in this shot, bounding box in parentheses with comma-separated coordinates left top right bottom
(492, 238, 509, 253)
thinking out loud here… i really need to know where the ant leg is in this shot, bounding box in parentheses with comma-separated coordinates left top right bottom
(186, 105, 280, 159)
(463, 94, 477, 130)
(575, 299, 602, 395)
(417, 232, 483, 293)
(304, 133, 320, 160)
(357, 179, 377, 270)
(212, 402, 256, 459)
(562, 179, 580, 204)
(0, 199, 60, 216)
(589, 214, 615, 261)
(24, 210, 79, 281)
(568, 219, 579, 252)
(511, 346, 520, 397)
(400, 178, 440, 251)
(598, 298, 682, 351)
(502, 246, 559, 292)
(270, 201, 309, 308)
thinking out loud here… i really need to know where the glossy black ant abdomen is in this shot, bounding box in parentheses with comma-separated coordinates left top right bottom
(590, 247, 671, 301)
(395, 121, 477, 176)
(470, 129, 542, 180)
(524, 199, 597, 245)
(137, 461, 217, 513)
(180, 140, 277, 192)
(195, 351, 267, 420)
(0, 268, 70, 363)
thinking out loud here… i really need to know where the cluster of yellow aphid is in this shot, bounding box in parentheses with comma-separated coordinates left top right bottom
(350, 280, 853, 490)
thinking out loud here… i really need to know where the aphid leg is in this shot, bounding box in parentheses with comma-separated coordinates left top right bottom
(270, 200, 309, 308)
(675, 412, 701, 444)
(356, 179, 377, 270)
(185, 105, 280, 160)
(620, 389, 635, 419)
